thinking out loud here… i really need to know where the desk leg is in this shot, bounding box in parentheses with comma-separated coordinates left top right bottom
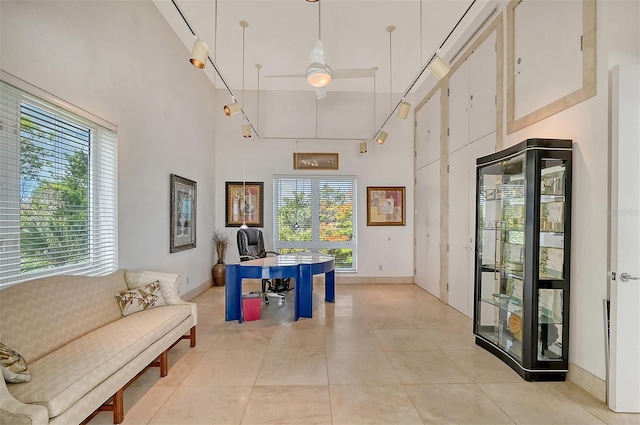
(225, 264, 242, 322)
(325, 269, 335, 303)
(296, 264, 313, 320)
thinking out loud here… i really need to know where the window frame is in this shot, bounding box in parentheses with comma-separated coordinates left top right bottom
(273, 174, 357, 271)
(0, 73, 118, 288)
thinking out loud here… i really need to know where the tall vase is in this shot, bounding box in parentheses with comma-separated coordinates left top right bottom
(212, 261, 226, 286)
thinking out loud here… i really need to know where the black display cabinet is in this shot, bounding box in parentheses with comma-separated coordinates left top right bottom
(473, 138, 572, 381)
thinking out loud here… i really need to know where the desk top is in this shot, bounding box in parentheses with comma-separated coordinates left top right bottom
(239, 252, 334, 267)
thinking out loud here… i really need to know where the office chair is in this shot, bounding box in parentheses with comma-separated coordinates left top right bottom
(236, 228, 292, 304)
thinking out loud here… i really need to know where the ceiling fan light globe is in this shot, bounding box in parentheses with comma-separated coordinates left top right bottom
(306, 64, 333, 88)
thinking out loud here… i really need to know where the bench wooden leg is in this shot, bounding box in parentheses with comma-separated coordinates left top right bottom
(150, 349, 169, 377)
(189, 326, 196, 347)
(112, 388, 124, 424)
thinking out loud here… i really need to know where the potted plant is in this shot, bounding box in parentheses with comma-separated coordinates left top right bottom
(212, 229, 229, 286)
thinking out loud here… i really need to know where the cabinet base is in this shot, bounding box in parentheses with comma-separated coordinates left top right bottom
(475, 336, 567, 382)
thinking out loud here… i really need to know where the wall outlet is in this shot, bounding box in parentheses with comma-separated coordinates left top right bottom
(378, 265, 383, 271)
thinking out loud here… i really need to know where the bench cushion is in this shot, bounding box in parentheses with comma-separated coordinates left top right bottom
(7, 304, 191, 418)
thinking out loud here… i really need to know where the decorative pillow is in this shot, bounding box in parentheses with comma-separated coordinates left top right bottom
(114, 281, 167, 317)
(0, 342, 30, 383)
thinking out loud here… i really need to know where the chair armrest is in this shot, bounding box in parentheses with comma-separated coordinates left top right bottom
(264, 251, 280, 256)
(124, 270, 198, 326)
(0, 379, 48, 425)
(239, 255, 258, 262)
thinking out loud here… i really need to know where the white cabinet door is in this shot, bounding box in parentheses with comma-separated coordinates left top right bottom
(415, 165, 430, 293)
(469, 31, 497, 143)
(425, 160, 441, 296)
(448, 147, 471, 316)
(415, 89, 442, 169)
(448, 59, 470, 154)
(513, 0, 583, 120)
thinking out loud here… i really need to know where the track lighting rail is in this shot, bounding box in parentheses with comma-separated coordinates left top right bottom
(171, 0, 260, 138)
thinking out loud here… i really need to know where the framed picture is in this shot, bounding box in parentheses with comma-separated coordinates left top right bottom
(293, 152, 339, 170)
(367, 186, 406, 226)
(225, 182, 264, 227)
(170, 174, 197, 253)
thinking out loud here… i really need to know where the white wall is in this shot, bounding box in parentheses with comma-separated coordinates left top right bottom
(214, 89, 416, 280)
(1, 1, 218, 295)
(414, 0, 640, 394)
(503, 0, 640, 385)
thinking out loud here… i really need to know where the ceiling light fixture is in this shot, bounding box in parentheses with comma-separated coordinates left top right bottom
(224, 101, 241, 116)
(427, 54, 450, 80)
(371, 0, 478, 142)
(189, 39, 209, 69)
(360, 141, 368, 154)
(306, 64, 333, 88)
(306, 0, 331, 88)
(397, 101, 411, 119)
(377, 130, 388, 145)
(176, 0, 259, 136)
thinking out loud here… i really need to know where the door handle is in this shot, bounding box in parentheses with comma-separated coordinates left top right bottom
(620, 272, 640, 282)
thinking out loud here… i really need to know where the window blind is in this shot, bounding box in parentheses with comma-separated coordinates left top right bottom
(0, 80, 118, 288)
(274, 175, 356, 270)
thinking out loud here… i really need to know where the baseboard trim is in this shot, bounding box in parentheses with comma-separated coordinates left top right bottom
(182, 279, 212, 302)
(568, 362, 606, 402)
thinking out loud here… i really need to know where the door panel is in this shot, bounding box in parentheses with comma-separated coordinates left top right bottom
(448, 148, 470, 316)
(425, 161, 441, 296)
(448, 59, 470, 154)
(609, 64, 640, 412)
(469, 31, 497, 143)
(415, 166, 429, 292)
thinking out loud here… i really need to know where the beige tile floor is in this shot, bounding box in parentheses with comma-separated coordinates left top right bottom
(89, 283, 640, 425)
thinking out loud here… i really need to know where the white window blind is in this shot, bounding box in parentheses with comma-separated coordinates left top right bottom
(274, 175, 356, 270)
(0, 79, 118, 288)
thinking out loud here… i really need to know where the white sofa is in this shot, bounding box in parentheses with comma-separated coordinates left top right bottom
(0, 269, 197, 425)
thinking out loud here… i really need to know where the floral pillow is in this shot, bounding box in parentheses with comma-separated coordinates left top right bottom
(0, 342, 30, 383)
(114, 281, 167, 317)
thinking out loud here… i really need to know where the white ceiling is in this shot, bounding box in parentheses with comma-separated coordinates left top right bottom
(153, 0, 495, 98)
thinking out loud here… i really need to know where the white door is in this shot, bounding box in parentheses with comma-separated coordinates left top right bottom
(415, 165, 429, 292)
(448, 147, 470, 316)
(609, 64, 640, 412)
(425, 161, 441, 296)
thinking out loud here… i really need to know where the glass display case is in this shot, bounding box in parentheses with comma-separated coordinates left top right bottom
(473, 139, 572, 381)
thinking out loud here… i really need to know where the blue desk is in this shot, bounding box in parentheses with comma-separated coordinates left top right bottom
(225, 253, 335, 322)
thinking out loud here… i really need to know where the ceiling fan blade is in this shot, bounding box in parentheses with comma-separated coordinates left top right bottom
(310, 38, 326, 65)
(315, 87, 327, 99)
(264, 73, 306, 79)
(332, 68, 377, 79)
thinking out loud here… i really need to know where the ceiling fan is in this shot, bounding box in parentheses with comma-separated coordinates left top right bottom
(265, 39, 376, 99)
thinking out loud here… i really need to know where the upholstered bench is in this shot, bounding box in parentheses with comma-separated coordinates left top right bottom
(0, 269, 197, 425)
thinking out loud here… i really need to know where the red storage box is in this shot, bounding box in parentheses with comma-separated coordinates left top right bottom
(242, 294, 261, 321)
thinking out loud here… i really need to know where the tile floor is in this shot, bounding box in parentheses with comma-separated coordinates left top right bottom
(90, 283, 640, 425)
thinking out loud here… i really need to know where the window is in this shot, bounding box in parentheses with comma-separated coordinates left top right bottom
(274, 175, 356, 270)
(0, 78, 118, 288)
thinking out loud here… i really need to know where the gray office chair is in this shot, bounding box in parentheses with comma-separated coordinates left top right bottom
(236, 228, 292, 304)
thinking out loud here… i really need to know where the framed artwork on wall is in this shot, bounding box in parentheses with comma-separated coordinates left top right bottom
(225, 182, 264, 227)
(293, 152, 339, 170)
(170, 174, 197, 253)
(366, 186, 406, 226)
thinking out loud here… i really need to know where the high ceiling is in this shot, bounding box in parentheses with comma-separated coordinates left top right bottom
(153, 0, 494, 98)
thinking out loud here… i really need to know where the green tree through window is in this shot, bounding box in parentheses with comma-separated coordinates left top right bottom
(19, 104, 90, 272)
(275, 176, 356, 270)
